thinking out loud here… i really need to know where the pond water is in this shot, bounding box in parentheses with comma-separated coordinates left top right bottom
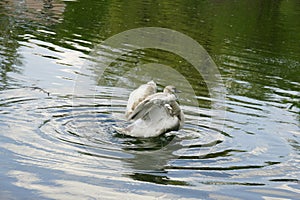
(0, 0, 299, 199)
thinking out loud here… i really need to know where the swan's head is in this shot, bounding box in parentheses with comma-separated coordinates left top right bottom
(163, 85, 179, 94)
(147, 80, 156, 87)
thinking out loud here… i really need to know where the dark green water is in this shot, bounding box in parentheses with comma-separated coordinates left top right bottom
(0, 0, 299, 199)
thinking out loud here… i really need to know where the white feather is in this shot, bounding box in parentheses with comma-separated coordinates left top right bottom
(125, 80, 157, 120)
(117, 84, 184, 138)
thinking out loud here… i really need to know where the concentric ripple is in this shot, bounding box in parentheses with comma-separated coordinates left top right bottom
(38, 86, 224, 162)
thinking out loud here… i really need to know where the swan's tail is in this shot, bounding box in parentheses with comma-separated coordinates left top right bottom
(113, 126, 125, 134)
(113, 125, 134, 135)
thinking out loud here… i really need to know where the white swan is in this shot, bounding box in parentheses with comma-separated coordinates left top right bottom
(125, 80, 157, 120)
(118, 85, 184, 138)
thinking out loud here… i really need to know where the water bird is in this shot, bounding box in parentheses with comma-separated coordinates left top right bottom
(117, 83, 184, 138)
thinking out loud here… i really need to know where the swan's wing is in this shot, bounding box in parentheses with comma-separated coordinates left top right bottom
(125, 81, 156, 119)
(121, 105, 179, 137)
(127, 93, 177, 121)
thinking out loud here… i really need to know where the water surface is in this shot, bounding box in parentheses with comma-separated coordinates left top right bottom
(0, 0, 299, 199)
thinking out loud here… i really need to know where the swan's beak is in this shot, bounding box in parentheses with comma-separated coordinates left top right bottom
(175, 88, 182, 93)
